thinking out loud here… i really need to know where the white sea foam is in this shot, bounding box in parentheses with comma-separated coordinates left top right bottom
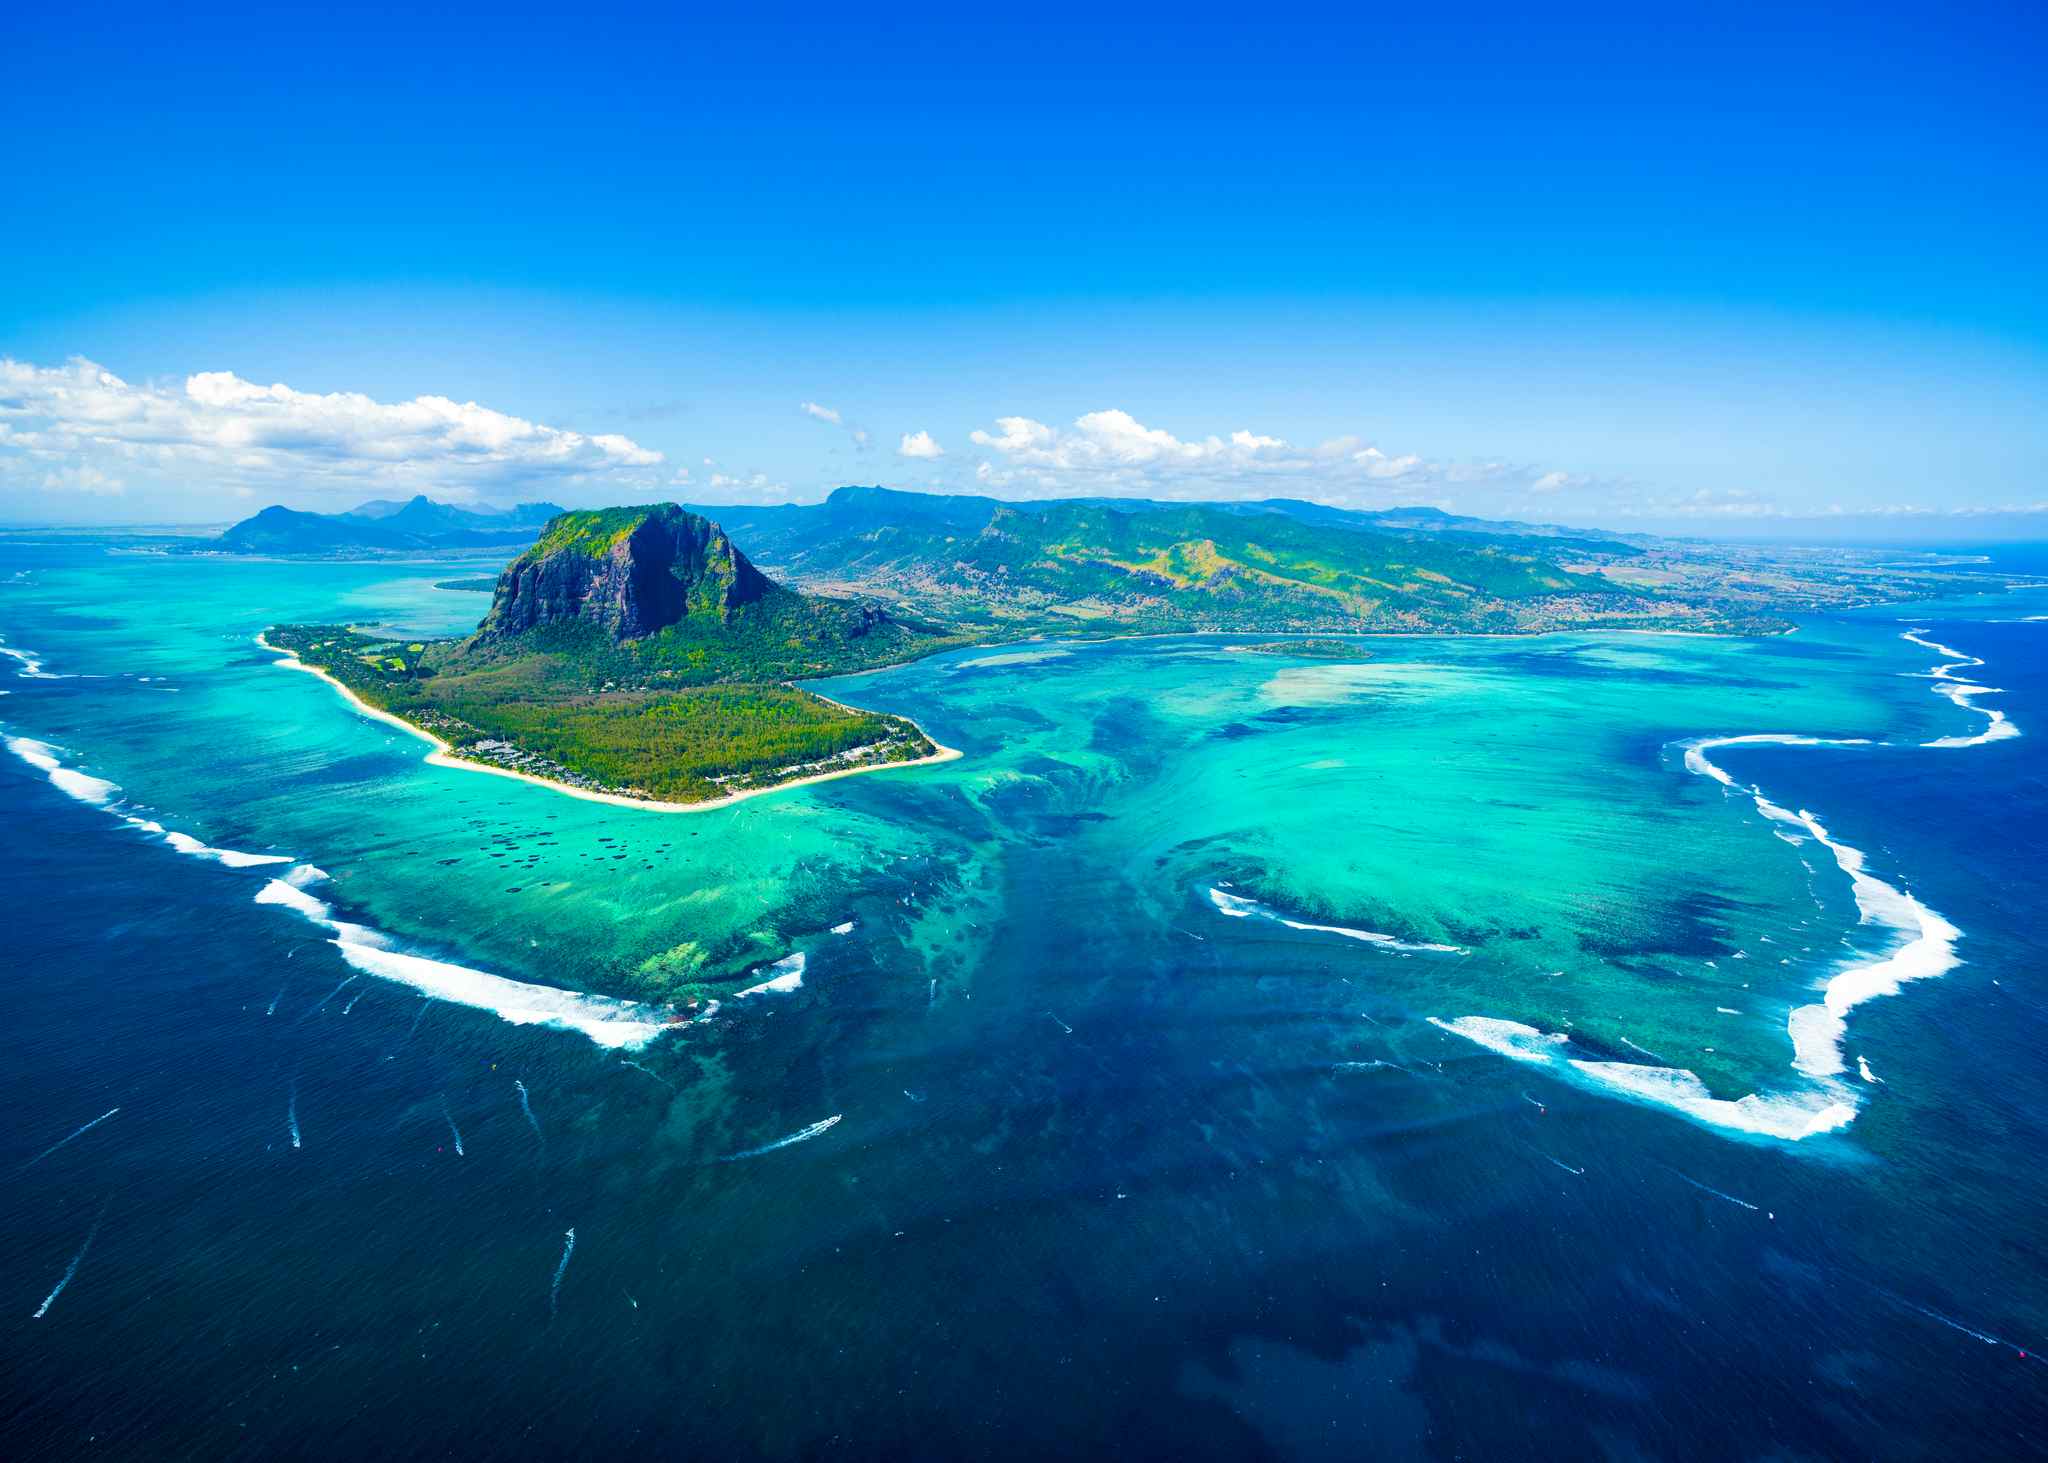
(734, 953, 806, 998)
(1428, 1016, 1567, 1064)
(1, 642, 64, 679)
(1440, 628, 2009, 1143)
(830, 920, 855, 935)
(253, 868, 674, 1049)
(161, 830, 293, 868)
(255, 876, 333, 921)
(1904, 628, 2022, 748)
(1209, 887, 1464, 954)
(1858, 1055, 1883, 1084)
(1432, 1011, 1857, 1140)
(6, 736, 119, 805)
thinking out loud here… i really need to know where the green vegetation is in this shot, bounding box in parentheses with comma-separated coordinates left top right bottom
(705, 490, 1793, 635)
(269, 623, 938, 802)
(435, 577, 498, 593)
(269, 495, 2002, 809)
(266, 503, 956, 803)
(525, 504, 666, 558)
(1235, 638, 1374, 658)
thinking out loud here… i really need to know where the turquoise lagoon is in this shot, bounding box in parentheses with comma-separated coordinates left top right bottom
(2, 541, 2044, 1458)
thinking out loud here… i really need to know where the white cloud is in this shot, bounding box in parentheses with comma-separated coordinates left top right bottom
(800, 399, 870, 452)
(0, 357, 664, 504)
(962, 407, 1557, 507)
(897, 430, 944, 459)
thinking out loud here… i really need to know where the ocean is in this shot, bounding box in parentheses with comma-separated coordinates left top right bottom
(1, 540, 2044, 1458)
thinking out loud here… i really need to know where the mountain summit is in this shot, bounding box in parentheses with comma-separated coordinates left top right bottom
(479, 504, 772, 642)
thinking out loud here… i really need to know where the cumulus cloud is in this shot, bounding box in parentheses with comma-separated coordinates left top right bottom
(962, 407, 1560, 506)
(0, 356, 664, 502)
(897, 430, 944, 459)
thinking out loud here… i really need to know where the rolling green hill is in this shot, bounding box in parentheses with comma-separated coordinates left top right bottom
(700, 487, 1752, 634)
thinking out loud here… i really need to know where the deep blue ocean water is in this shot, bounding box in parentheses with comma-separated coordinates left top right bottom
(1, 540, 2045, 1459)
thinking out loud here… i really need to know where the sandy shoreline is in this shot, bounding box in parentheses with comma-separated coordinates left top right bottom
(255, 633, 962, 815)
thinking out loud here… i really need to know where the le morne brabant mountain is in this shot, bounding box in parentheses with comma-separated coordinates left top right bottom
(260, 489, 1999, 805)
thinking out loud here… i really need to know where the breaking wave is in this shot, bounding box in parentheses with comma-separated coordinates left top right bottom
(1434, 626, 2022, 1144)
(1208, 887, 1463, 954)
(255, 871, 675, 1049)
(734, 953, 806, 998)
(4, 733, 676, 1052)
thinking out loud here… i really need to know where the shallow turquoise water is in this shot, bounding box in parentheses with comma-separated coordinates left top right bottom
(2, 540, 2044, 1457)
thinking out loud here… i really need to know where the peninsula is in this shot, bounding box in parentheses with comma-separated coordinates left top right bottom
(266, 504, 962, 807)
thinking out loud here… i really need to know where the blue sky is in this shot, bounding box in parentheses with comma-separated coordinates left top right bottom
(3, 2, 2043, 533)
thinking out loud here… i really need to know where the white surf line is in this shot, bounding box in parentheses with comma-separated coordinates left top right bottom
(0, 638, 68, 681)
(1, 736, 681, 1053)
(5, 735, 119, 806)
(22, 1107, 120, 1170)
(549, 1228, 576, 1317)
(254, 867, 678, 1050)
(1208, 887, 1465, 954)
(1432, 628, 2022, 1145)
(733, 952, 805, 998)
(515, 1080, 546, 1149)
(440, 1095, 465, 1157)
(32, 1198, 110, 1320)
(1903, 628, 2021, 748)
(718, 1113, 843, 1161)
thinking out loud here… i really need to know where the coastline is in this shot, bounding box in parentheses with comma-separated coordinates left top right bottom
(255, 633, 963, 815)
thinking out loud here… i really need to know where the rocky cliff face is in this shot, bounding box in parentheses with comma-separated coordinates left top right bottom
(478, 505, 773, 643)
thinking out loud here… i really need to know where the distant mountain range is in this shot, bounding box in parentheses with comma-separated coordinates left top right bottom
(196, 495, 565, 554)
(682, 486, 1676, 634)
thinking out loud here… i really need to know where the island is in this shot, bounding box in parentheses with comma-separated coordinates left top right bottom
(265, 504, 962, 808)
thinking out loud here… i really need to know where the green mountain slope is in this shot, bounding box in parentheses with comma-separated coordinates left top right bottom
(702, 487, 1736, 633)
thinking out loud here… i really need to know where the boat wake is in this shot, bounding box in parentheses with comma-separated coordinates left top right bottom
(1432, 628, 2022, 1144)
(718, 1113, 843, 1161)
